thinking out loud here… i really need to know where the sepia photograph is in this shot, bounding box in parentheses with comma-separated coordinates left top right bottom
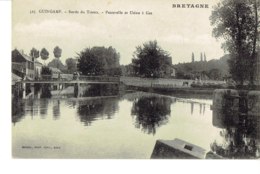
(11, 0, 260, 159)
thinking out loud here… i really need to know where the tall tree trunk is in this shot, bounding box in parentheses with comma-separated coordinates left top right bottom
(236, 6, 244, 86)
(250, 0, 259, 86)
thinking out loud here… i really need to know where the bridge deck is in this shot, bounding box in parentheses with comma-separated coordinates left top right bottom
(21, 80, 119, 84)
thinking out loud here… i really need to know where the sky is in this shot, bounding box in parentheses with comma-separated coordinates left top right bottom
(12, 0, 224, 65)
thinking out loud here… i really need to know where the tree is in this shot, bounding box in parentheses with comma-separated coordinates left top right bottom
(77, 46, 120, 76)
(41, 66, 52, 80)
(53, 46, 62, 59)
(40, 48, 49, 64)
(192, 52, 195, 62)
(91, 46, 120, 75)
(30, 48, 39, 61)
(204, 52, 207, 62)
(200, 52, 203, 62)
(65, 58, 77, 73)
(250, 0, 259, 85)
(77, 48, 104, 75)
(132, 40, 172, 78)
(210, 0, 259, 86)
(208, 68, 222, 80)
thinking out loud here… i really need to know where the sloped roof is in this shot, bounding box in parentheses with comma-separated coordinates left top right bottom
(12, 62, 24, 72)
(35, 59, 43, 66)
(18, 50, 33, 62)
(12, 49, 33, 62)
(12, 73, 22, 85)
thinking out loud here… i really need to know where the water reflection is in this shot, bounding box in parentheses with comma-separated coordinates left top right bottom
(39, 99, 49, 118)
(211, 110, 260, 158)
(40, 84, 52, 98)
(81, 84, 119, 97)
(12, 99, 25, 124)
(131, 96, 172, 135)
(76, 97, 119, 126)
(52, 100, 60, 120)
(191, 103, 194, 115)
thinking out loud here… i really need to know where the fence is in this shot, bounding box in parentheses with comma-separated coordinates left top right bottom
(120, 76, 226, 88)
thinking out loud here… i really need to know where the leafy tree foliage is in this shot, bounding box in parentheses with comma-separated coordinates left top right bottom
(132, 40, 172, 78)
(40, 48, 49, 63)
(78, 48, 104, 75)
(210, 0, 259, 86)
(208, 68, 222, 80)
(174, 55, 230, 80)
(53, 46, 62, 59)
(30, 48, 39, 61)
(192, 52, 195, 62)
(65, 58, 77, 73)
(41, 66, 52, 80)
(204, 52, 207, 62)
(77, 46, 120, 76)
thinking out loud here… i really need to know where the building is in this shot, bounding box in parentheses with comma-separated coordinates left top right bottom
(12, 73, 23, 98)
(12, 73, 22, 85)
(170, 66, 176, 77)
(34, 60, 43, 80)
(12, 49, 34, 80)
(158, 65, 176, 78)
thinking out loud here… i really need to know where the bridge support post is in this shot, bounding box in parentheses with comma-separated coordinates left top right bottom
(38, 84, 42, 99)
(30, 83, 34, 96)
(74, 82, 80, 98)
(77, 83, 80, 98)
(22, 82, 26, 99)
(59, 83, 64, 90)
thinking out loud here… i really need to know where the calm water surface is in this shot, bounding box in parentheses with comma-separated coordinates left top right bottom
(12, 92, 260, 159)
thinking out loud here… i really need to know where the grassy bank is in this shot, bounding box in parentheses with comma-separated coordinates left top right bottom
(126, 85, 214, 99)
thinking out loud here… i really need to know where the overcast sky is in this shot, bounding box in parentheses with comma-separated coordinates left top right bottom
(13, 0, 224, 65)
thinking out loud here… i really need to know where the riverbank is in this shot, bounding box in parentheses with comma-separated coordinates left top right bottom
(49, 84, 215, 100)
(120, 76, 226, 99)
(126, 85, 215, 99)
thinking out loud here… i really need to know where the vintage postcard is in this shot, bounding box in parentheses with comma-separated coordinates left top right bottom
(12, 0, 260, 159)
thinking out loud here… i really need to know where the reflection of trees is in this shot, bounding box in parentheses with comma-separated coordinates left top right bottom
(211, 108, 260, 158)
(191, 103, 194, 115)
(84, 84, 119, 97)
(77, 97, 119, 126)
(40, 84, 52, 98)
(131, 96, 172, 135)
(203, 104, 205, 115)
(24, 99, 34, 117)
(39, 99, 49, 118)
(52, 100, 60, 120)
(12, 99, 25, 124)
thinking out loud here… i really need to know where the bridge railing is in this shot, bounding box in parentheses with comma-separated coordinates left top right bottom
(77, 75, 120, 82)
(24, 74, 120, 82)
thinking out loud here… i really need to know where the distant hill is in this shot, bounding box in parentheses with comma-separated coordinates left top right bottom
(173, 55, 230, 79)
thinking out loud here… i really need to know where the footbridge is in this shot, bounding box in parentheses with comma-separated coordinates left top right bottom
(20, 75, 120, 98)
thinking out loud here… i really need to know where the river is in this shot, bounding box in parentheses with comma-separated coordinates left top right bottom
(12, 91, 260, 159)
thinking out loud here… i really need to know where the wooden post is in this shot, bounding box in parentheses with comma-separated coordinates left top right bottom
(77, 82, 80, 98)
(22, 82, 26, 99)
(38, 84, 42, 99)
(31, 83, 34, 97)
